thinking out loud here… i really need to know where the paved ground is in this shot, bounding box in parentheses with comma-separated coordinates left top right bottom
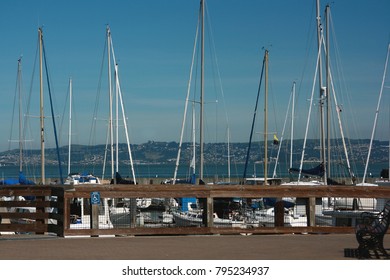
(1, 233, 388, 260)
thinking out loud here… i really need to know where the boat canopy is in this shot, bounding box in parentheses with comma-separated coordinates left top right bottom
(289, 163, 325, 177)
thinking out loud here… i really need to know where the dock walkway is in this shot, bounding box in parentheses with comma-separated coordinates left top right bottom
(1, 233, 388, 260)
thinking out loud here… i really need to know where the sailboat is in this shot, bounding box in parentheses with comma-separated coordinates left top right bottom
(35, 28, 64, 185)
(240, 49, 306, 227)
(0, 58, 35, 187)
(286, 2, 354, 187)
(276, 2, 362, 226)
(0, 57, 35, 230)
(170, 0, 246, 227)
(4, 28, 67, 229)
(91, 26, 154, 227)
(360, 43, 390, 188)
(101, 26, 137, 185)
(63, 78, 102, 185)
(338, 43, 390, 213)
(242, 48, 284, 188)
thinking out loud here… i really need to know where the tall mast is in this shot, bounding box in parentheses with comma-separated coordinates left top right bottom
(172, 12, 199, 184)
(39, 27, 45, 184)
(316, 0, 327, 184)
(107, 26, 115, 182)
(362, 44, 390, 183)
(290, 82, 296, 170)
(115, 63, 119, 174)
(199, 0, 205, 183)
(67, 78, 72, 176)
(17, 57, 23, 173)
(272, 81, 294, 179)
(227, 127, 231, 183)
(192, 101, 196, 178)
(325, 4, 331, 180)
(264, 50, 269, 184)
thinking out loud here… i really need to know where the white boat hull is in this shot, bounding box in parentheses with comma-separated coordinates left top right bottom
(172, 210, 244, 228)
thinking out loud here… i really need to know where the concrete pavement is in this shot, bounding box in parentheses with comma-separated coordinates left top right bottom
(1, 233, 385, 260)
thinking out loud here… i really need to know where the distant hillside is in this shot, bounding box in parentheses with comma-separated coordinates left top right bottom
(0, 139, 388, 167)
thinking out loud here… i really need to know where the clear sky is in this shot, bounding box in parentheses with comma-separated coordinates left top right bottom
(0, 0, 389, 153)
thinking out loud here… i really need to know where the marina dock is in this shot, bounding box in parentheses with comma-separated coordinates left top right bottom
(0, 233, 381, 260)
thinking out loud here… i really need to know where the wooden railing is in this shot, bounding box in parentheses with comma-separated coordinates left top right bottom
(0, 186, 66, 235)
(1, 184, 390, 237)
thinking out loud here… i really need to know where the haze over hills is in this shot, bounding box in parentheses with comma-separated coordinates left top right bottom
(0, 139, 388, 168)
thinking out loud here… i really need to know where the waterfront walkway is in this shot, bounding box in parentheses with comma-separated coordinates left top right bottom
(1, 233, 388, 260)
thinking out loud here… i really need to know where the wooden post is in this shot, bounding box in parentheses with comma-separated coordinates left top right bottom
(90, 192, 100, 237)
(56, 191, 65, 237)
(90, 204, 99, 237)
(207, 197, 214, 228)
(129, 198, 137, 228)
(36, 195, 45, 235)
(274, 198, 284, 227)
(201, 197, 214, 228)
(306, 197, 316, 226)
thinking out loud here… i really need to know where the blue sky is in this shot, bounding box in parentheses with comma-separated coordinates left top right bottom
(0, 0, 389, 152)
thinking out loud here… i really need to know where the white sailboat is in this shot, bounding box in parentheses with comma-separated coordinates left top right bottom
(335, 44, 390, 213)
(94, 26, 155, 227)
(170, 0, 247, 227)
(101, 26, 137, 185)
(36, 28, 64, 184)
(244, 50, 306, 227)
(287, 2, 354, 187)
(64, 78, 102, 186)
(322, 45, 390, 226)
(266, 1, 359, 226)
(60, 78, 111, 230)
(361, 43, 390, 188)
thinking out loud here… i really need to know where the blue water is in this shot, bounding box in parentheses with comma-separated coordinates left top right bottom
(1, 161, 388, 183)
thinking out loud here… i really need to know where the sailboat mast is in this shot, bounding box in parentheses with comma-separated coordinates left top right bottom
(115, 62, 137, 184)
(362, 44, 390, 183)
(316, 0, 327, 184)
(107, 26, 115, 182)
(199, 0, 205, 183)
(172, 14, 200, 184)
(264, 50, 269, 184)
(115, 63, 119, 174)
(17, 57, 23, 173)
(192, 101, 196, 177)
(272, 82, 293, 179)
(39, 27, 45, 184)
(68, 78, 72, 176)
(325, 4, 331, 180)
(290, 82, 295, 170)
(227, 127, 231, 183)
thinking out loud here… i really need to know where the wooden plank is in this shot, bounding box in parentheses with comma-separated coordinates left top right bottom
(1, 212, 52, 219)
(0, 223, 48, 232)
(0, 200, 55, 208)
(60, 185, 390, 199)
(61, 226, 357, 237)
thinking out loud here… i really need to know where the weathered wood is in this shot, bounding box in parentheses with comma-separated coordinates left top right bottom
(0, 200, 55, 208)
(61, 226, 359, 237)
(61, 185, 390, 199)
(0, 212, 52, 219)
(1, 184, 390, 237)
(90, 205, 99, 229)
(274, 199, 284, 226)
(308, 197, 316, 226)
(205, 197, 214, 227)
(0, 223, 49, 232)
